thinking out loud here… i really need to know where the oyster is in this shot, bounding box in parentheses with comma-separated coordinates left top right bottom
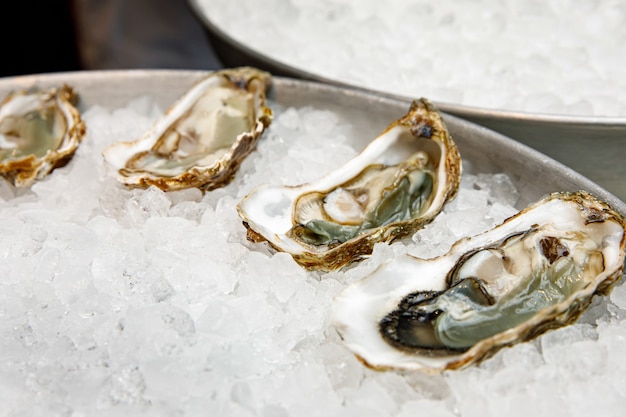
(332, 191, 626, 373)
(102, 67, 273, 191)
(237, 98, 461, 271)
(0, 85, 85, 187)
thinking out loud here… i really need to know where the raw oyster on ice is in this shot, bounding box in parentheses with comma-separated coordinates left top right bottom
(0, 85, 86, 187)
(332, 191, 626, 373)
(237, 98, 461, 271)
(102, 67, 273, 191)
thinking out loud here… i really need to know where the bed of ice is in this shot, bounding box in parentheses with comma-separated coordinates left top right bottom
(1, 97, 625, 417)
(197, 0, 626, 117)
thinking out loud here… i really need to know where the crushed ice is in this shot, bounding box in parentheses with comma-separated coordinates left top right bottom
(0, 96, 624, 417)
(199, 0, 626, 117)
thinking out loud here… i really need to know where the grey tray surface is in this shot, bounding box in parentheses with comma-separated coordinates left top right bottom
(186, 0, 626, 202)
(1, 69, 623, 216)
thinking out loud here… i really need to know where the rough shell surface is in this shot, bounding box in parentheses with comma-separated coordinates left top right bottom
(237, 98, 462, 271)
(101, 67, 273, 192)
(0, 85, 85, 187)
(332, 191, 626, 373)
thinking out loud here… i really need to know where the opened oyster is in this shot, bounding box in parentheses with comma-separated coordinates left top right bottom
(237, 98, 461, 271)
(102, 67, 272, 191)
(0, 85, 85, 187)
(333, 191, 626, 373)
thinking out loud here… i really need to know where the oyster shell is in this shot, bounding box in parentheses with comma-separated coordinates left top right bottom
(0, 85, 85, 187)
(102, 67, 273, 191)
(237, 98, 461, 271)
(332, 191, 626, 373)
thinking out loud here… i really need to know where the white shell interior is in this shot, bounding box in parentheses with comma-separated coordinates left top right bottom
(0, 91, 76, 159)
(0, 87, 83, 185)
(238, 124, 449, 255)
(103, 76, 240, 174)
(332, 195, 626, 373)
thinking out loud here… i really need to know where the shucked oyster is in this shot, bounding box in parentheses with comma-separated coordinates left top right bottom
(102, 67, 272, 191)
(238, 99, 461, 271)
(0, 85, 85, 187)
(332, 191, 626, 373)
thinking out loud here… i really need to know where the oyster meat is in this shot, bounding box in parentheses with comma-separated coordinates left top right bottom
(0, 85, 85, 187)
(332, 191, 626, 373)
(237, 98, 461, 271)
(102, 67, 273, 191)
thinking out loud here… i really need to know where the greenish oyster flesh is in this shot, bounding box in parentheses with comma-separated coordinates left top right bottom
(290, 151, 435, 246)
(332, 191, 626, 373)
(237, 98, 461, 271)
(102, 67, 273, 192)
(0, 85, 85, 187)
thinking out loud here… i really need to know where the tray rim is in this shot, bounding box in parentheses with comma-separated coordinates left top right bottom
(1, 68, 624, 217)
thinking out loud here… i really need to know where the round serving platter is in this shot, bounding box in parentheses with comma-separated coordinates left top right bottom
(1, 70, 625, 416)
(187, 0, 626, 203)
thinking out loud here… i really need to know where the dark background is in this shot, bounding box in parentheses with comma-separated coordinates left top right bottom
(2, 2, 81, 77)
(1, 0, 222, 77)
